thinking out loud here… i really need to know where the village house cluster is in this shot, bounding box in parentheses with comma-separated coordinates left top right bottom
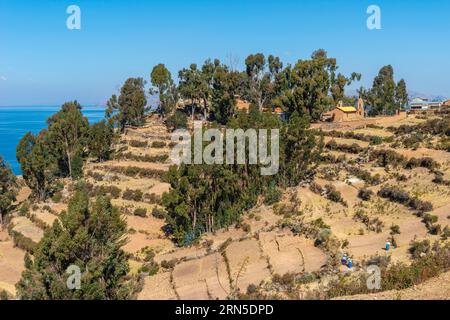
(409, 97, 450, 113)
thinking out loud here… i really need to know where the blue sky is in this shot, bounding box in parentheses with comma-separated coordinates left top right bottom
(1, 0, 449, 106)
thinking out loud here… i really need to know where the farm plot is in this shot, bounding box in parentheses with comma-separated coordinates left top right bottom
(172, 252, 230, 300)
(225, 239, 271, 293)
(259, 231, 327, 275)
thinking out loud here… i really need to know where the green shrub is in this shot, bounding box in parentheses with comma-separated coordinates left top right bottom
(378, 186, 433, 212)
(409, 239, 431, 259)
(123, 189, 144, 202)
(405, 157, 439, 170)
(98, 165, 166, 180)
(309, 182, 323, 194)
(441, 226, 450, 240)
(0, 290, 8, 300)
(90, 185, 121, 199)
(19, 202, 30, 216)
(129, 140, 148, 148)
(325, 140, 364, 154)
(242, 222, 251, 233)
(390, 224, 401, 235)
(348, 167, 381, 185)
(133, 208, 147, 217)
(10, 230, 37, 253)
(370, 149, 406, 167)
(358, 188, 374, 201)
(369, 136, 383, 145)
(166, 110, 188, 131)
(116, 153, 168, 163)
(87, 171, 104, 181)
(151, 207, 166, 219)
(324, 184, 346, 205)
(160, 259, 177, 269)
(247, 284, 257, 295)
(423, 214, 438, 225)
(52, 191, 63, 203)
(143, 193, 162, 204)
(151, 141, 166, 148)
(264, 186, 283, 205)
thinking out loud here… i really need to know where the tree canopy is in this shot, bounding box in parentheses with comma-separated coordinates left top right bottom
(16, 189, 134, 300)
(360, 65, 407, 116)
(162, 110, 322, 246)
(47, 101, 90, 179)
(16, 130, 58, 201)
(106, 77, 148, 131)
(0, 156, 18, 224)
(17, 102, 115, 201)
(150, 64, 178, 118)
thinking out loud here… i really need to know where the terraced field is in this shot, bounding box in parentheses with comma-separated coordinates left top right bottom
(2, 114, 449, 300)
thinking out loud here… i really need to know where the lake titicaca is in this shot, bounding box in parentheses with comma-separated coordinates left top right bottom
(0, 106, 105, 174)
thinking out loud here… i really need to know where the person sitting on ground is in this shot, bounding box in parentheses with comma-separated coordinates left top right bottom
(347, 258, 353, 269)
(341, 253, 348, 265)
(385, 240, 391, 252)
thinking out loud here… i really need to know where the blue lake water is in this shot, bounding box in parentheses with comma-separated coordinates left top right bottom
(0, 106, 105, 175)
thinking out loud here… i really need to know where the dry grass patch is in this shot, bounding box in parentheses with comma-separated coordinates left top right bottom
(225, 239, 271, 293)
(259, 231, 327, 275)
(137, 272, 178, 300)
(172, 252, 230, 300)
(10, 216, 44, 243)
(0, 231, 25, 297)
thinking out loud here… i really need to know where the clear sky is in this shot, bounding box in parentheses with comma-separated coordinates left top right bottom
(1, 0, 449, 106)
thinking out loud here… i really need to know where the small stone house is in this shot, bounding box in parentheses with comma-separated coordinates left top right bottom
(321, 98, 365, 122)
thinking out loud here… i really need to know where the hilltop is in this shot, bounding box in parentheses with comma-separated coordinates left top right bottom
(1, 112, 449, 300)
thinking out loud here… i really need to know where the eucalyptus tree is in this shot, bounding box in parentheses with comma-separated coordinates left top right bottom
(16, 130, 58, 201)
(275, 49, 337, 121)
(16, 190, 134, 300)
(47, 101, 90, 178)
(395, 79, 408, 110)
(150, 64, 177, 118)
(0, 156, 17, 224)
(106, 78, 148, 131)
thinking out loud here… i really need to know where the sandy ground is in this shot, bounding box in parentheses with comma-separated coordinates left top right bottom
(225, 239, 271, 293)
(259, 231, 327, 275)
(137, 272, 178, 300)
(14, 186, 31, 204)
(33, 210, 58, 226)
(350, 128, 394, 138)
(0, 231, 25, 296)
(324, 136, 370, 148)
(334, 270, 450, 300)
(154, 246, 208, 264)
(11, 216, 44, 243)
(123, 232, 174, 255)
(172, 252, 230, 300)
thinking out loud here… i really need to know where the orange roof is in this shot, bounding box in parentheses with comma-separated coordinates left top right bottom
(273, 107, 283, 113)
(236, 98, 250, 111)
